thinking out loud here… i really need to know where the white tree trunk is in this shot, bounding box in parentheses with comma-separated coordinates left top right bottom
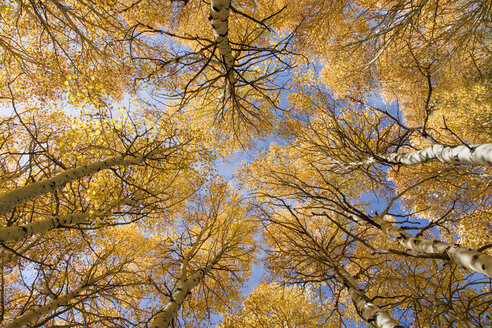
(336, 266, 403, 328)
(5, 262, 122, 327)
(5, 287, 84, 328)
(379, 143, 492, 166)
(209, 0, 235, 83)
(150, 268, 206, 328)
(0, 212, 91, 242)
(371, 215, 492, 277)
(323, 143, 492, 170)
(0, 198, 131, 242)
(0, 155, 144, 216)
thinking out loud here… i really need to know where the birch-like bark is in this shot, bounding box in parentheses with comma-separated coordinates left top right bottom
(4, 262, 122, 327)
(0, 198, 132, 242)
(0, 155, 145, 216)
(150, 232, 218, 328)
(0, 213, 91, 242)
(4, 286, 85, 328)
(334, 266, 403, 328)
(324, 143, 492, 169)
(378, 143, 492, 166)
(149, 268, 207, 328)
(209, 0, 235, 83)
(365, 215, 492, 278)
(313, 227, 403, 327)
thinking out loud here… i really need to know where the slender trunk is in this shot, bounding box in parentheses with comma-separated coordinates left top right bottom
(150, 216, 223, 328)
(0, 155, 144, 216)
(209, 0, 235, 83)
(5, 263, 121, 327)
(367, 215, 492, 277)
(0, 213, 90, 242)
(334, 266, 403, 328)
(150, 268, 206, 328)
(0, 198, 131, 242)
(326, 143, 492, 169)
(378, 143, 492, 166)
(5, 286, 85, 328)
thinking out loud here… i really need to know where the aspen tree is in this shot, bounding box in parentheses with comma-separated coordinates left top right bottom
(149, 181, 257, 328)
(261, 207, 404, 327)
(219, 282, 334, 328)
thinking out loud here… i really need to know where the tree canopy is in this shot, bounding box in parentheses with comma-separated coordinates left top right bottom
(0, 0, 490, 327)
